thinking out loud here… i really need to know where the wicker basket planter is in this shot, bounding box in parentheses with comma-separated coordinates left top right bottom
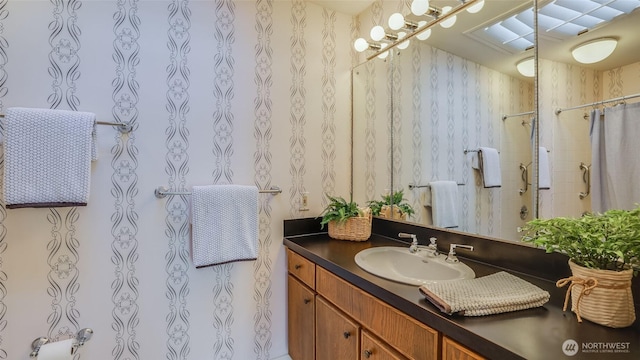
(379, 205, 407, 221)
(557, 260, 635, 328)
(328, 211, 372, 241)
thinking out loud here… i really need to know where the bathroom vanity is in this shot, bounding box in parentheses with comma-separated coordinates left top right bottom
(284, 217, 640, 360)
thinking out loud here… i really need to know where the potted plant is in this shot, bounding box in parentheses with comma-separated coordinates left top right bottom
(367, 189, 415, 221)
(320, 195, 371, 241)
(520, 206, 640, 328)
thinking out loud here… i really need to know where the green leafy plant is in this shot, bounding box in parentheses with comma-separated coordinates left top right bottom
(367, 189, 415, 218)
(520, 206, 640, 275)
(319, 195, 367, 229)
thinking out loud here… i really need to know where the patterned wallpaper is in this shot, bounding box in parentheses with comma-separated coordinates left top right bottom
(0, 1, 352, 359)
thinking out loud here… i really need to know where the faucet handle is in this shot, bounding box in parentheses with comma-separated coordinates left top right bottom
(398, 233, 419, 253)
(445, 244, 474, 263)
(398, 232, 417, 243)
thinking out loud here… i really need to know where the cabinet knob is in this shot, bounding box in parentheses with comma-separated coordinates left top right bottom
(294, 264, 302, 270)
(343, 331, 351, 339)
(303, 298, 311, 304)
(364, 349, 372, 358)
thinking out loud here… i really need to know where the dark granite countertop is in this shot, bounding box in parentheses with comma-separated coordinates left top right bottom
(283, 219, 640, 360)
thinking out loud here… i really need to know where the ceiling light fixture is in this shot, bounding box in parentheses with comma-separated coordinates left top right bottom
(353, 0, 482, 59)
(571, 37, 618, 64)
(516, 57, 535, 77)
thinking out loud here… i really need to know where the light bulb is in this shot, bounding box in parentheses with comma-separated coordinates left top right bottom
(411, 0, 430, 16)
(467, 0, 485, 13)
(370, 25, 385, 42)
(354, 38, 369, 52)
(377, 43, 389, 59)
(388, 13, 405, 31)
(440, 6, 456, 28)
(397, 32, 410, 50)
(417, 27, 432, 41)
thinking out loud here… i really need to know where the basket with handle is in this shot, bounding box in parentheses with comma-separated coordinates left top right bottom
(557, 260, 635, 328)
(328, 209, 372, 241)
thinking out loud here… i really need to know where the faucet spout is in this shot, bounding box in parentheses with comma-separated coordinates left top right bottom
(445, 243, 474, 263)
(398, 232, 419, 253)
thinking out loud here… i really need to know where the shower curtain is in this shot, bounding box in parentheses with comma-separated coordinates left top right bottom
(590, 102, 640, 213)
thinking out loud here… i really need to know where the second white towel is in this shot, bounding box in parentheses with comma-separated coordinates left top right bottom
(428, 181, 459, 228)
(538, 147, 551, 190)
(190, 185, 258, 268)
(478, 147, 501, 188)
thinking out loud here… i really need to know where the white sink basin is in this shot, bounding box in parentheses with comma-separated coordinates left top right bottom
(354, 246, 475, 286)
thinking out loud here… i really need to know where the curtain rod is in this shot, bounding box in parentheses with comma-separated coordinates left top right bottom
(555, 92, 640, 115)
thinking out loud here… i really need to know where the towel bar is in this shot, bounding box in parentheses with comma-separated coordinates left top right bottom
(154, 185, 282, 198)
(30, 328, 93, 357)
(408, 183, 465, 189)
(0, 114, 132, 133)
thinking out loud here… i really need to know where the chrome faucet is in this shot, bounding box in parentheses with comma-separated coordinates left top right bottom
(427, 237, 439, 257)
(445, 243, 474, 263)
(398, 232, 419, 253)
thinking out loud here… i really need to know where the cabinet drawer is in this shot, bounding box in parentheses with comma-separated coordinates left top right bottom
(316, 267, 438, 360)
(442, 336, 485, 360)
(287, 248, 315, 289)
(362, 330, 408, 360)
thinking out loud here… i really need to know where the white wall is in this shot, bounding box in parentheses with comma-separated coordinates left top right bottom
(0, 1, 353, 359)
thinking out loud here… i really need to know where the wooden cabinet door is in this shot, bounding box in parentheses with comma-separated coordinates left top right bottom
(316, 296, 360, 360)
(361, 330, 407, 360)
(442, 336, 485, 360)
(288, 275, 315, 360)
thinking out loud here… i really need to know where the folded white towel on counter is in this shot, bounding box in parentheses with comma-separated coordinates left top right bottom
(478, 147, 502, 188)
(190, 185, 258, 268)
(538, 147, 551, 190)
(419, 271, 550, 316)
(3, 107, 97, 208)
(428, 181, 458, 228)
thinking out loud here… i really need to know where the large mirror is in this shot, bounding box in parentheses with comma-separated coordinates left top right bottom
(353, 0, 640, 242)
(353, 0, 536, 242)
(536, 1, 640, 220)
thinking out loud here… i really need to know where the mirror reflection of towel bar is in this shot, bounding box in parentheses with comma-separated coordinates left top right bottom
(463, 148, 501, 154)
(154, 185, 282, 198)
(408, 183, 465, 189)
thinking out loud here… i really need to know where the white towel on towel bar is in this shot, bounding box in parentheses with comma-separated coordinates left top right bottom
(538, 147, 551, 190)
(3, 107, 97, 208)
(478, 147, 502, 188)
(190, 185, 258, 268)
(428, 181, 459, 228)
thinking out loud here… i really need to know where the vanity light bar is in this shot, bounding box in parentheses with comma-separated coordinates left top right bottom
(364, 0, 482, 61)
